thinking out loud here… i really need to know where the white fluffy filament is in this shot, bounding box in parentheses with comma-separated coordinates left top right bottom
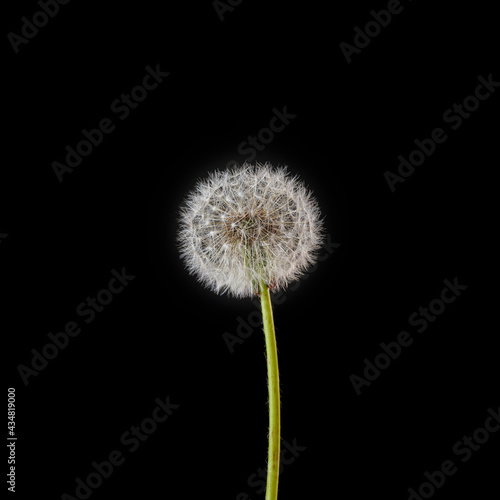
(178, 163, 323, 298)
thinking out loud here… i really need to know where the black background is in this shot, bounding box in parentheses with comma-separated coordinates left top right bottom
(3, 1, 499, 499)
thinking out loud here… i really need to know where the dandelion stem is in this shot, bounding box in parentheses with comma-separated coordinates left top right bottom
(260, 280, 280, 500)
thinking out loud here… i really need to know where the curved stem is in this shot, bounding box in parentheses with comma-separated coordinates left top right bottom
(259, 280, 281, 500)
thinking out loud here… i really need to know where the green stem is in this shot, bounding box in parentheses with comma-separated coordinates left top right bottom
(259, 280, 281, 500)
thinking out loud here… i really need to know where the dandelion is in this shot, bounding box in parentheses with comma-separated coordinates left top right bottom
(178, 162, 323, 500)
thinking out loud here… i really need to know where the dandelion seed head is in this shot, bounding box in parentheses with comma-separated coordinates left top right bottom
(178, 163, 323, 298)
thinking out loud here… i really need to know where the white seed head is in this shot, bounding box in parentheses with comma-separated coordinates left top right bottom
(178, 163, 323, 298)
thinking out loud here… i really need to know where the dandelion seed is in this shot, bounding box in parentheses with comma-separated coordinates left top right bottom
(178, 162, 323, 298)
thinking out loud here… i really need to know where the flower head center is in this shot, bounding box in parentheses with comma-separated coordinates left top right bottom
(225, 210, 279, 245)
